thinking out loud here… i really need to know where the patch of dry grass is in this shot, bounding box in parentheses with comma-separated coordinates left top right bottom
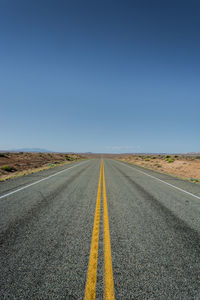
(0, 152, 85, 181)
(117, 154, 200, 183)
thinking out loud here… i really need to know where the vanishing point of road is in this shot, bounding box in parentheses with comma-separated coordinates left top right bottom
(0, 159, 200, 299)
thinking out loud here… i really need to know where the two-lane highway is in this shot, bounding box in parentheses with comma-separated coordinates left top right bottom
(1, 159, 200, 299)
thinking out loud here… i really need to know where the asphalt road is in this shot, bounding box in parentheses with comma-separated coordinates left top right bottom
(1, 158, 200, 299)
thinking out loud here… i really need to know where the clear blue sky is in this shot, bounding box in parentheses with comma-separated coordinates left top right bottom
(1, 0, 199, 153)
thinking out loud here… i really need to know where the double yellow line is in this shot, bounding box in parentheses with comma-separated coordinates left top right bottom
(84, 160, 115, 300)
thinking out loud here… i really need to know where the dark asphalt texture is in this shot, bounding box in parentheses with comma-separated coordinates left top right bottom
(1, 158, 200, 299)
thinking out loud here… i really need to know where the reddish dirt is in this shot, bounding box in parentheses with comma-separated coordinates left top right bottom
(117, 155, 200, 182)
(0, 152, 83, 180)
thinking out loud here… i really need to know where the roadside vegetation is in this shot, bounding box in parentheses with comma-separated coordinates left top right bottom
(0, 152, 85, 181)
(117, 154, 200, 183)
(1, 165, 16, 172)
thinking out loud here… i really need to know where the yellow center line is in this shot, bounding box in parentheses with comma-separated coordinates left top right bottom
(84, 160, 115, 300)
(102, 162, 115, 300)
(84, 160, 103, 300)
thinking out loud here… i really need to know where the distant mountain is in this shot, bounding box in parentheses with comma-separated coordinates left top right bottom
(10, 148, 53, 153)
(186, 152, 200, 155)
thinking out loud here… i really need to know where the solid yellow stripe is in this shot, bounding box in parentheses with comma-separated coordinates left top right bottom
(84, 160, 103, 300)
(102, 162, 115, 300)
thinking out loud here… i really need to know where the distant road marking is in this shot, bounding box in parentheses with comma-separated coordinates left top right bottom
(116, 160, 200, 200)
(84, 160, 103, 300)
(0, 160, 88, 200)
(102, 162, 115, 300)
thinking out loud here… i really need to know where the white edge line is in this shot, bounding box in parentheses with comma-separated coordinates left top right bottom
(0, 160, 89, 200)
(115, 160, 200, 200)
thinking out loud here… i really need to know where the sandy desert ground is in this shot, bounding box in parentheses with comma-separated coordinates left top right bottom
(117, 154, 200, 183)
(0, 152, 84, 181)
